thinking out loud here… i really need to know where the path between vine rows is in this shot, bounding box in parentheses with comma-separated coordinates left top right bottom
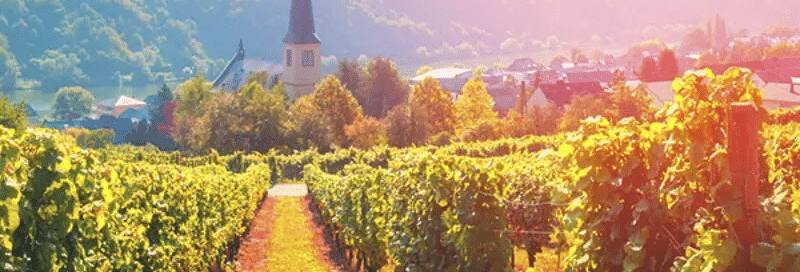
(236, 184, 338, 272)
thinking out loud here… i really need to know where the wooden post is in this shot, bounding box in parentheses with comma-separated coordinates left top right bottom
(728, 102, 763, 271)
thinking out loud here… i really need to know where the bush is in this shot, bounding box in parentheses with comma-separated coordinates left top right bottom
(63, 127, 115, 149)
(344, 117, 387, 149)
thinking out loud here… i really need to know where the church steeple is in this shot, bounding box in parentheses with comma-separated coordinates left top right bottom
(284, 0, 320, 44)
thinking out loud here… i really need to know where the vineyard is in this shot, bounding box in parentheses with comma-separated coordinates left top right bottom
(0, 67, 799, 271)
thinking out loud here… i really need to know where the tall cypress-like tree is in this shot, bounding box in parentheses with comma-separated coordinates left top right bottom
(658, 49, 680, 80)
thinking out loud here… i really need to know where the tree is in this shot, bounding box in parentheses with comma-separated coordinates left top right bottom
(695, 50, 721, 69)
(454, 77, 498, 138)
(149, 83, 173, 126)
(570, 48, 588, 63)
(713, 13, 728, 49)
(344, 117, 387, 149)
(288, 94, 329, 151)
(558, 81, 654, 132)
(385, 104, 411, 147)
(638, 57, 659, 82)
(246, 70, 274, 89)
(416, 65, 433, 76)
(680, 27, 711, 51)
(409, 76, 455, 144)
(358, 57, 409, 118)
(336, 57, 362, 94)
(52, 86, 94, 120)
(0, 94, 28, 131)
(175, 75, 214, 117)
(550, 55, 569, 69)
(658, 49, 680, 80)
(64, 128, 115, 149)
(313, 75, 363, 148)
(172, 75, 214, 151)
(182, 80, 290, 154)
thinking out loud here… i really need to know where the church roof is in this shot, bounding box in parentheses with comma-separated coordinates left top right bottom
(213, 39, 247, 88)
(284, 0, 320, 44)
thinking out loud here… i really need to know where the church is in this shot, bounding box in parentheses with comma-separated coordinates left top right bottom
(212, 0, 322, 99)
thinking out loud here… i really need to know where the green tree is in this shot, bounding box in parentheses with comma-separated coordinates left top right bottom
(409, 76, 455, 144)
(52, 86, 95, 120)
(175, 75, 213, 117)
(454, 77, 498, 138)
(658, 49, 680, 80)
(288, 94, 328, 151)
(149, 83, 173, 126)
(187, 81, 289, 154)
(0, 94, 27, 131)
(313, 75, 363, 148)
(173, 75, 213, 151)
(246, 70, 273, 89)
(359, 57, 410, 118)
(64, 127, 114, 149)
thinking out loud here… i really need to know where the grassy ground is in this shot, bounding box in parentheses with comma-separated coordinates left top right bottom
(263, 197, 336, 272)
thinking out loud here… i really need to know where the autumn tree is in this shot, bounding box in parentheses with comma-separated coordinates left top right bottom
(385, 104, 412, 147)
(344, 116, 387, 149)
(695, 49, 721, 69)
(409, 76, 455, 144)
(502, 104, 562, 138)
(358, 57, 409, 117)
(52, 86, 95, 120)
(558, 81, 654, 131)
(288, 94, 329, 151)
(454, 77, 498, 139)
(313, 75, 363, 148)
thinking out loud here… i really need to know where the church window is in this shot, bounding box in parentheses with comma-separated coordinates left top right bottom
(286, 49, 293, 67)
(302, 50, 314, 67)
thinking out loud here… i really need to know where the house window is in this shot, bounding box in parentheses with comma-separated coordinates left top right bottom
(302, 50, 314, 67)
(286, 49, 292, 67)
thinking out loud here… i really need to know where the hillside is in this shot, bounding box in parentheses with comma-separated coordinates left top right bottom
(3, 0, 800, 94)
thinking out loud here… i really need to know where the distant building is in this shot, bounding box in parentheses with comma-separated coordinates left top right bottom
(212, 40, 284, 92)
(506, 58, 540, 72)
(283, 0, 321, 99)
(410, 68, 473, 94)
(94, 95, 147, 118)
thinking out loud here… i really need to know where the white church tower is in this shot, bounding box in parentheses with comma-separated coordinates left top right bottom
(283, 0, 321, 99)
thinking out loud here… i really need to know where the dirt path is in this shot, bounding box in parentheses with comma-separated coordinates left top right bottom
(237, 184, 336, 272)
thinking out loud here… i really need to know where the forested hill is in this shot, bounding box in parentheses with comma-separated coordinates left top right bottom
(2, 0, 800, 92)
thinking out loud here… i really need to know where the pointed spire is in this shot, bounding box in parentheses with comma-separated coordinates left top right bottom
(284, 0, 320, 44)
